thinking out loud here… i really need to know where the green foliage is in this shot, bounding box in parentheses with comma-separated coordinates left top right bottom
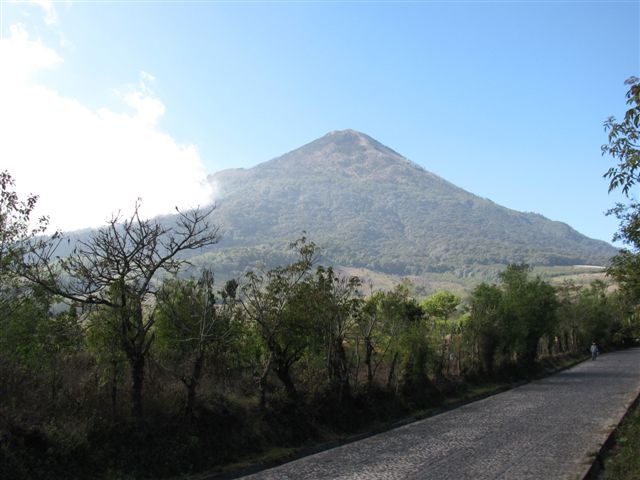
(359, 283, 429, 396)
(0, 170, 49, 273)
(608, 248, 640, 302)
(573, 282, 614, 346)
(467, 282, 503, 374)
(499, 264, 558, 364)
(555, 280, 634, 353)
(155, 270, 238, 356)
(154, 270, 242, 417)
(603, 77, 640, 308)
(0, 193, 633, 480)
(1, 286, 81, 379)
(85, 305, 127, 408)
(465, 265, 558, 373)
(420, 291, 460, 378)
(0, 287, 52, 367)
(303, 266, 361, 396)
(240, 237, 319, 402)
(420, 291, 460, 321)
(17, 201, 220, 419)
(359, 288, 411, 387)
(0, 171, 51, 332)
(603, 76, 640, 198)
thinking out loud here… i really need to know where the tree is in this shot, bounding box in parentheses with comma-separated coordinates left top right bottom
(358, 291, 391, 387)
(19, 202, 220, 418)
(306, 266, 361, 400)
(240, 237, 316, 404)
(608, 246, 640, 301)
(398, 296, 432, 401)
(0, 171, 87, 418)
(603, 76, 640, 199)
(571, 281, 615, 350)
(555, 280, 583, 353)
(359, 284, 421, 390)
(603, 77, 640, 300)
(0, 283, 82, 408)
(155, 270, 239, 420)
(420, 291, 460, 378)
(467, 282, 503, 374)
(85, 303, 128, 418)
(421, 291, 460, 321)
(499, 264, 557, 365)
(0, 171, 49, 323)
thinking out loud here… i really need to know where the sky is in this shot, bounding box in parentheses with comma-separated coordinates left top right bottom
(0, 0, 638, 244)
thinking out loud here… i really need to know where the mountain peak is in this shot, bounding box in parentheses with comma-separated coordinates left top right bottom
(316, 129, 404, 158)
(247, 129, 425, 184)
(325, 128, 361, 136)
(324, 129, 372, 142)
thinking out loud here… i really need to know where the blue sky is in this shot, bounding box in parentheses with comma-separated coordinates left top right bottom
(0, 1, 638, 243)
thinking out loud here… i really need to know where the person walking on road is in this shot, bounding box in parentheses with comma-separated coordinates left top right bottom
(590, 342, 599, 360)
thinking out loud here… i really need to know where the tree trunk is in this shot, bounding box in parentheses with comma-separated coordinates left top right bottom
(387, 351, 399, 391)
(50, 366, 61, 404)
(185, 352, 205, 421)
(258, 354, 272, 409)
(436, 341, 447, 379)
(365, 339, 374, 386)
(524, 335, 540, 366)
(480, 337, 496, 376)
(274, 359, 297, 402)
(111, 363, 118, 419)
(131, 354, 145, 419)
(329, 336, 350, 402)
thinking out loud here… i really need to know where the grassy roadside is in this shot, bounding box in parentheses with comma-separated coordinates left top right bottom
(2, 353, 585, 480)
(189, 353, 587, 480)
(597, 398, 640, 480)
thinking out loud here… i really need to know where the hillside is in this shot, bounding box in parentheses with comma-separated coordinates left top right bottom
(188, 130, 615, 283)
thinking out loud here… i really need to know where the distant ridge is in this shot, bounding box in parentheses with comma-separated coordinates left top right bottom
(196, 129, 616, 279)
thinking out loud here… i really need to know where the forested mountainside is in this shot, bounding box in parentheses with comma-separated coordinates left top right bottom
(188, 130, 616, 279)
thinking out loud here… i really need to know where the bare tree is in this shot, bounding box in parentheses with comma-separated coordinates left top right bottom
(19, 202, 220, 418)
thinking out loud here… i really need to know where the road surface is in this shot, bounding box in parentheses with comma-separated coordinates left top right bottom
(239, 349, 640, 479)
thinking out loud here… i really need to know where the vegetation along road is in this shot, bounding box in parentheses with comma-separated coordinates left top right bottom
(239, 349, 640, 480)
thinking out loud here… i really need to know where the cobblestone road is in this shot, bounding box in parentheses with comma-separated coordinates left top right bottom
(240, 349, 640, 480)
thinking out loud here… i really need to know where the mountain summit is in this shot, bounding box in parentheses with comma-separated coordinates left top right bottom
(205, 130, 616, 278)
(220, 129, 439, 185)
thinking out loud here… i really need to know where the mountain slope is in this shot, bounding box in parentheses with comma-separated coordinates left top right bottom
(199, 130, 616, 277)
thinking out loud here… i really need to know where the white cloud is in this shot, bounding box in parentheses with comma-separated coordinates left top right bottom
(0, 25, 216, 232)
(0, 24, 61, 83)
(8, 0, 59, 25)
(118, 72, 166, 127)
(30, 0, 58, 25)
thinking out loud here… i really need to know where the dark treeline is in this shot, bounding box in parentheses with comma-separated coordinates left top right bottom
(1, 171, 640, 480)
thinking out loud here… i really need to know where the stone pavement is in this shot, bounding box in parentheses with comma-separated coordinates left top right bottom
(239, 349, 640, 479)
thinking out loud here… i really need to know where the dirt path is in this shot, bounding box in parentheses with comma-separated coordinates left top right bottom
(238, 349, 640, 479)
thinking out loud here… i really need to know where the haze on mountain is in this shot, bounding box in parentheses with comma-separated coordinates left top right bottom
(188, 129, 616, 284)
